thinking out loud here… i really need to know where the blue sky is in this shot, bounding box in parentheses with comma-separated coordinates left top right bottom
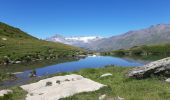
(1, 0, 170, 39)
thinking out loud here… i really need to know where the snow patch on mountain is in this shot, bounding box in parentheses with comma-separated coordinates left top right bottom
(46, 34, 103, 47)
(65, 36, 102, 43)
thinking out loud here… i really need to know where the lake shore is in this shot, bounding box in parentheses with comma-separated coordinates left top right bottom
(0, 55, 148, 88)
(1, 65, 170, 100)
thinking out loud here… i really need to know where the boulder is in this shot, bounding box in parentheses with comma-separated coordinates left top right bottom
(165, 78, 170, 83)
(0, 89, 13, 97)
(128, 57, 170, 78)
(99, 94, 106, 100)
(15, 61, 21, 64)
(118, 96, 124, 100)
(21, 74, 106, 100)
(2, 38, 7, 41)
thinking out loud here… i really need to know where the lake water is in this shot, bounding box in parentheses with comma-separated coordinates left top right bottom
(1, 56, 150, 87)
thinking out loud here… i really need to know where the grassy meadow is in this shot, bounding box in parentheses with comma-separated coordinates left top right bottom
(1, 66, 170, 100)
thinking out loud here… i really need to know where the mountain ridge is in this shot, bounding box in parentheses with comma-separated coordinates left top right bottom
(86, 24, 170, 51)
(46, 34, 103, 47)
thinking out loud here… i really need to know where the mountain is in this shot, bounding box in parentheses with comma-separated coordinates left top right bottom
(46, 35, 102, 48)
(0, 22, 83, 65)
(87, 24, 170, 51)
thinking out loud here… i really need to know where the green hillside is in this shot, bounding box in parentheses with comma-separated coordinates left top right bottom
(101, 44, 170, 59)
(0, 22, 84, 65)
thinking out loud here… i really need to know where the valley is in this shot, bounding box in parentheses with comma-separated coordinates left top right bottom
(1, 0, 170, 99)
(1, 22, 170, 100)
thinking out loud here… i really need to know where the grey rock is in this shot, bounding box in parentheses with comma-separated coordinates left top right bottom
(0, 89, 13, 97)
(128, 57, 170, 78)
(15, 61, 21, 64)
(99, 94, 106, 100)
(100, 73, 112, 78)
(118, 96, 125, 100)
(165, 78, 170, 83)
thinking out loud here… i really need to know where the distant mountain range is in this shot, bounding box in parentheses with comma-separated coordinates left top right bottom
(46, 35, 103, 48)
(47, 24, 170, 51)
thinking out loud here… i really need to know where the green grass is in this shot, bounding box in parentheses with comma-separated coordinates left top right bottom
(0, 22, 85, 65)
(59, 66, 170, 100)
(0, 87, 27, 100)
(5, 66, 170, 100)
(0, 22, 85, 82)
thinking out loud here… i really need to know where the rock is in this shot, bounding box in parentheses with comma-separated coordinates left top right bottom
(118, 96, 124, 100)
(100, 73, 112, 78)
(12, 72, 24, 74)
(0, 89, 13, 97)
(99, 94, 106, 100)
(29, 70, 37, 77)
(128, 57, 170, 78)
(15, 61, 21, 64)
(46, 82, 52, 86)
(21, 74, 106, 100)
(2, 38, 7, 41)
(165, 78, 170, 83)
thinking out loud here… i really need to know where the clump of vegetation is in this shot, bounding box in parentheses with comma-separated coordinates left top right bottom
(0, 87, 26, 100)
(0, 71, 16, 82)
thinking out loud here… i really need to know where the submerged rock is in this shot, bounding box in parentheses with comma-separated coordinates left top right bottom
(128, 57, 170, 78)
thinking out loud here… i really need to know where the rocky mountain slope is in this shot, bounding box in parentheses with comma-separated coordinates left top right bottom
(88, 24, 170, 51)
(46, 24, 170, 51)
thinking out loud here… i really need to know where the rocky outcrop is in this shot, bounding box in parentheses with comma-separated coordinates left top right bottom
(128, 57, 170, 78)
(165, 78, 170, 83)
(21, 74, 105, 100)
(0, 89, 13, 97)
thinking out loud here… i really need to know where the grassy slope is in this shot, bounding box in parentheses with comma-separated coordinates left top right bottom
(0, 22, 84, 64)
(3, 66, 170, 100)
(60, 66, 170, 100)
(101, 44, 170, 58)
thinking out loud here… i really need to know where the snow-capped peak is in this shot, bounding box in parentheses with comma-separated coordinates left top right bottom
(46, 34, 103, 46)
(65, 36, 102, 43)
